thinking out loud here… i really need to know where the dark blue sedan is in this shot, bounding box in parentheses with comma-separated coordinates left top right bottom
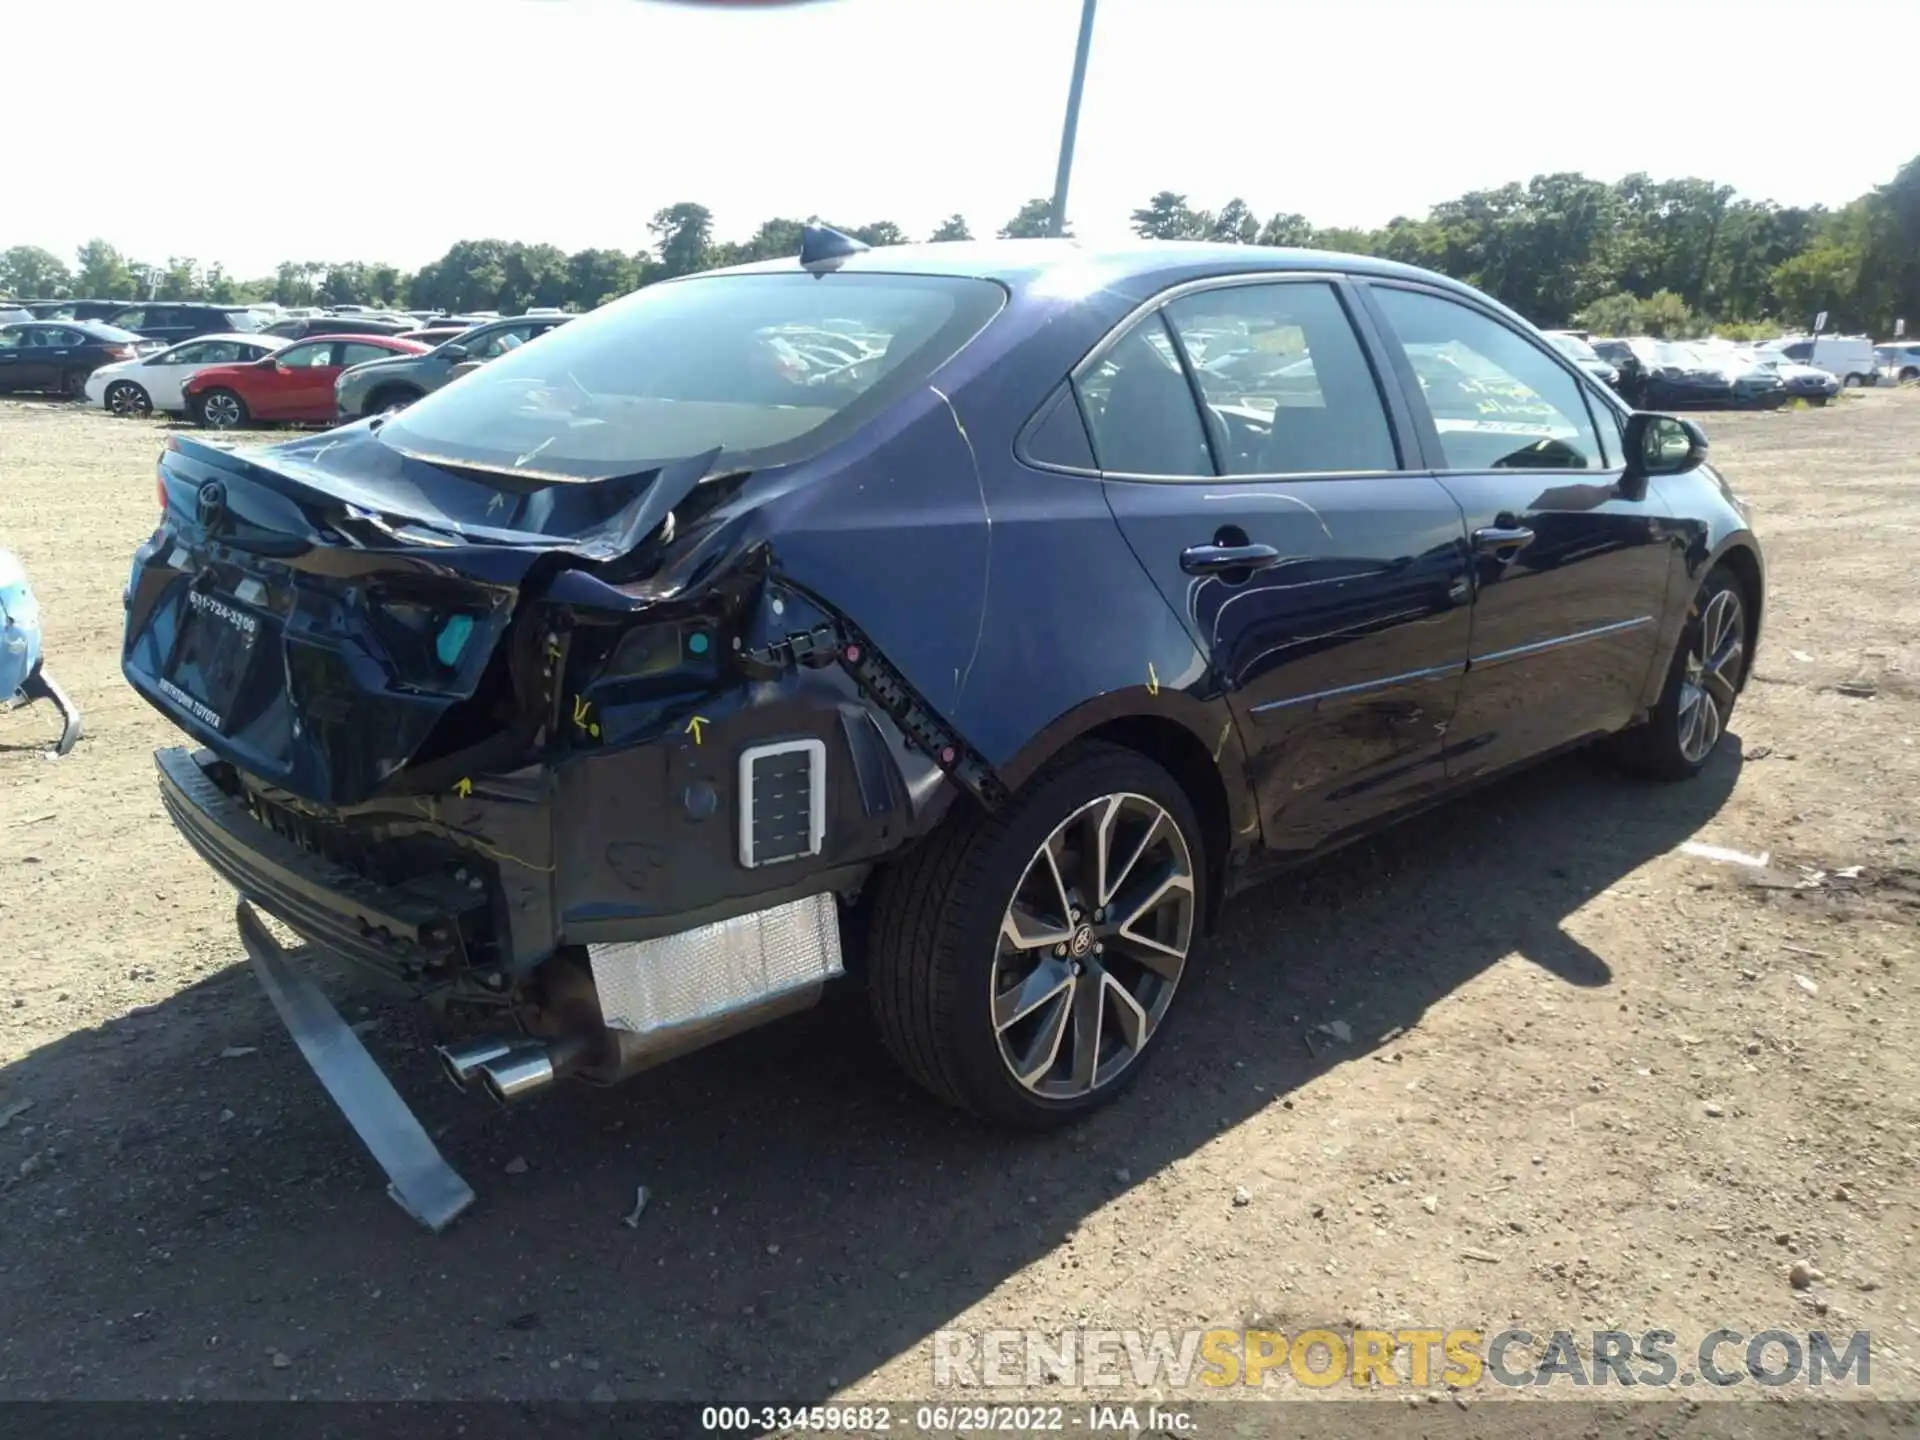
(0, 320, 158, 397)
(123, 232, 1764, 1224)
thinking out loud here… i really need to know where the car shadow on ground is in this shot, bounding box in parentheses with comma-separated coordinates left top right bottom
(0, 743, 1740, 1399)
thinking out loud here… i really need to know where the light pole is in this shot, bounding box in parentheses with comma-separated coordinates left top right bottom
(1047, 0, 1098, 238)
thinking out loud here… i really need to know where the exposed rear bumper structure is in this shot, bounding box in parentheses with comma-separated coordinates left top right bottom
(166, 747, 848, 1230)
(157, 746, 476, 978)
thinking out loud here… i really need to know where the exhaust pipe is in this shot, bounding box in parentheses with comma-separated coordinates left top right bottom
(436, 1036, 526, 1092)
(476, 1037, 589, 1108)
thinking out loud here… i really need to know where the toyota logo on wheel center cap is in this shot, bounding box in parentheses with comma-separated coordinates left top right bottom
(1069, 926, 1095, 957)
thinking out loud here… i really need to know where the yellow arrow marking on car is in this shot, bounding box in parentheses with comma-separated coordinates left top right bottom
(685, 715, 708, 745)
(453, 777, 473, 798)
(571, 695, 600, 738)
(1147, 661, 1160, 697)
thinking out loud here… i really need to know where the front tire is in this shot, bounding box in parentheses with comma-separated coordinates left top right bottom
(867, 743, 1205, 1128)
(1614, 565, 1749, 781)
(365, 385, 421, 416)
(1901, 368, 1919, 385)
(105, 380, 151, 417)
(194, 388, 248, 429)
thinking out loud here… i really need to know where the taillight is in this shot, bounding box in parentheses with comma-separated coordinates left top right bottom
(156, 468, 168, 518)
(105, 345, 135, 360)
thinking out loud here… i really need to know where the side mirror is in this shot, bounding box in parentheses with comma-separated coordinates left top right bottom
(1621, 411, 1707, 498)
(439, 343, 469, 362)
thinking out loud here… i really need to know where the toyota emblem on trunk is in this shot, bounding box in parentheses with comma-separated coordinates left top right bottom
(196, 480, 227, 531)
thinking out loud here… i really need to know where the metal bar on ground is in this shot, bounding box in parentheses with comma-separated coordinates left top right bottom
(237, 901, 476, 1232)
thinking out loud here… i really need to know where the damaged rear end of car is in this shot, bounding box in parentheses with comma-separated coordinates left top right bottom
(124, 255, 1016, 1225)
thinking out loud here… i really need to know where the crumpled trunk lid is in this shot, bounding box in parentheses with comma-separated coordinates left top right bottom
(122, 431, 715, 806)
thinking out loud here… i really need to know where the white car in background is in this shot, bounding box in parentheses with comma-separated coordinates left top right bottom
(1877, 343, 1920, 384)
(1757, 334, 1880, 387)
(84, 333, 286, 417)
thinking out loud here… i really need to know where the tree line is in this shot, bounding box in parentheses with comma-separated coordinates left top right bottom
(3, 154, 1914, 338)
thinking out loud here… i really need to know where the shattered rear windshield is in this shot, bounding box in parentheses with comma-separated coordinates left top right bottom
(376, 272, 1006, 483)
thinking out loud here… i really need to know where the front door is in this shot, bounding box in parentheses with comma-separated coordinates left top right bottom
(1084, 277, 1474, 854)
(1360, 282, 1676, 783)
(257, 340, 343, 420)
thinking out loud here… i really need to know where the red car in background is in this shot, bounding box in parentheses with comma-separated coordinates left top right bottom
(182, 333, 427, 429)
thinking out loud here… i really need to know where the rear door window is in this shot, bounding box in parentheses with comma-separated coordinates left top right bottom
(1076, 316, 1211, 476)
(1163, 281, 1399, 475)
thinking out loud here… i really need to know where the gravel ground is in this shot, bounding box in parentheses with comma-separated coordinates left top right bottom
(0, 392, 1915, 1411)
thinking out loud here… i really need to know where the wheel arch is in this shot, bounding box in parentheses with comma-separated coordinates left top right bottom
(994, 687, 1257, 934)
(367, 381, 423, 408)
(1711, 537, 1765, 683)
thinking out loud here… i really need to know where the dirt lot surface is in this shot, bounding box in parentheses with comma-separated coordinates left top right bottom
(0, 393, 1916, 1413)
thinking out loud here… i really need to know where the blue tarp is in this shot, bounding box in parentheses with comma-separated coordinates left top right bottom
(0, 547, 44, 701)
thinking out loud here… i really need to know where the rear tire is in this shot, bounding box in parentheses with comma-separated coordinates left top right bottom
(1612, 565, 1749, 781)
(61, 368, 89, 400)
(1842, 373, 1863, 388)
(105, 381, 151, 417)
(194, 388, 248, 429)
(1901, 368, 1919, 385)
(867, 742, 1205, 1129)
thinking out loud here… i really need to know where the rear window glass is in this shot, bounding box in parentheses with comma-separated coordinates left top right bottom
(377, 272, 1006, 482)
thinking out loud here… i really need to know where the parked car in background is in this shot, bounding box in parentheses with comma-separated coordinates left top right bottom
(23, 298, 132, 322)
(263, 312, 416, 340)
(334, 313, 572, 418)
(103, 302, 270, 345)
(396, 326, 471, 347)
(1590, 337, 1649, 399)
(1876, 342, 1920, 383)
(0, 320, 159, 397)
(1757, 335, 1879, 387)
(1740, 346, 1839, 404)
(84, 332, 286, 417)
(182, 333, 427, 428)
(1543, 329, 1620, 389)
(0, 301, 30, 325)
(1595, 338, 1781, 409)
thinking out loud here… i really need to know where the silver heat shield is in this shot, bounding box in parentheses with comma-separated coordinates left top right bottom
(586, 893, 843, 1070)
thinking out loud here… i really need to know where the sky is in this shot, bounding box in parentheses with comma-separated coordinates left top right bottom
(12, 0, 1917, 279)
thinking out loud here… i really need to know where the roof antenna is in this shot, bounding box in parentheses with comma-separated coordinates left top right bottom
(800, 223, 869, 272)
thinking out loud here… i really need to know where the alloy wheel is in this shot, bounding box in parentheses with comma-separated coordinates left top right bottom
(203, 393, 241, 428)
(108, 383, 149, 417)
(990, 792, 1195, 1099)
(1678, 588, 1743, 763)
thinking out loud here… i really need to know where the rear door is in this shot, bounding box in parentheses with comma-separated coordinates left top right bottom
(1359, 282, 1675, 784)
(139, 306, 189, 346)
(1085, 276, 1474, 854)
(14, 325, 61, 390)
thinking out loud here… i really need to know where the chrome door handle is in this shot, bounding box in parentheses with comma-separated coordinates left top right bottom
(1472, 525, 1535, 554)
